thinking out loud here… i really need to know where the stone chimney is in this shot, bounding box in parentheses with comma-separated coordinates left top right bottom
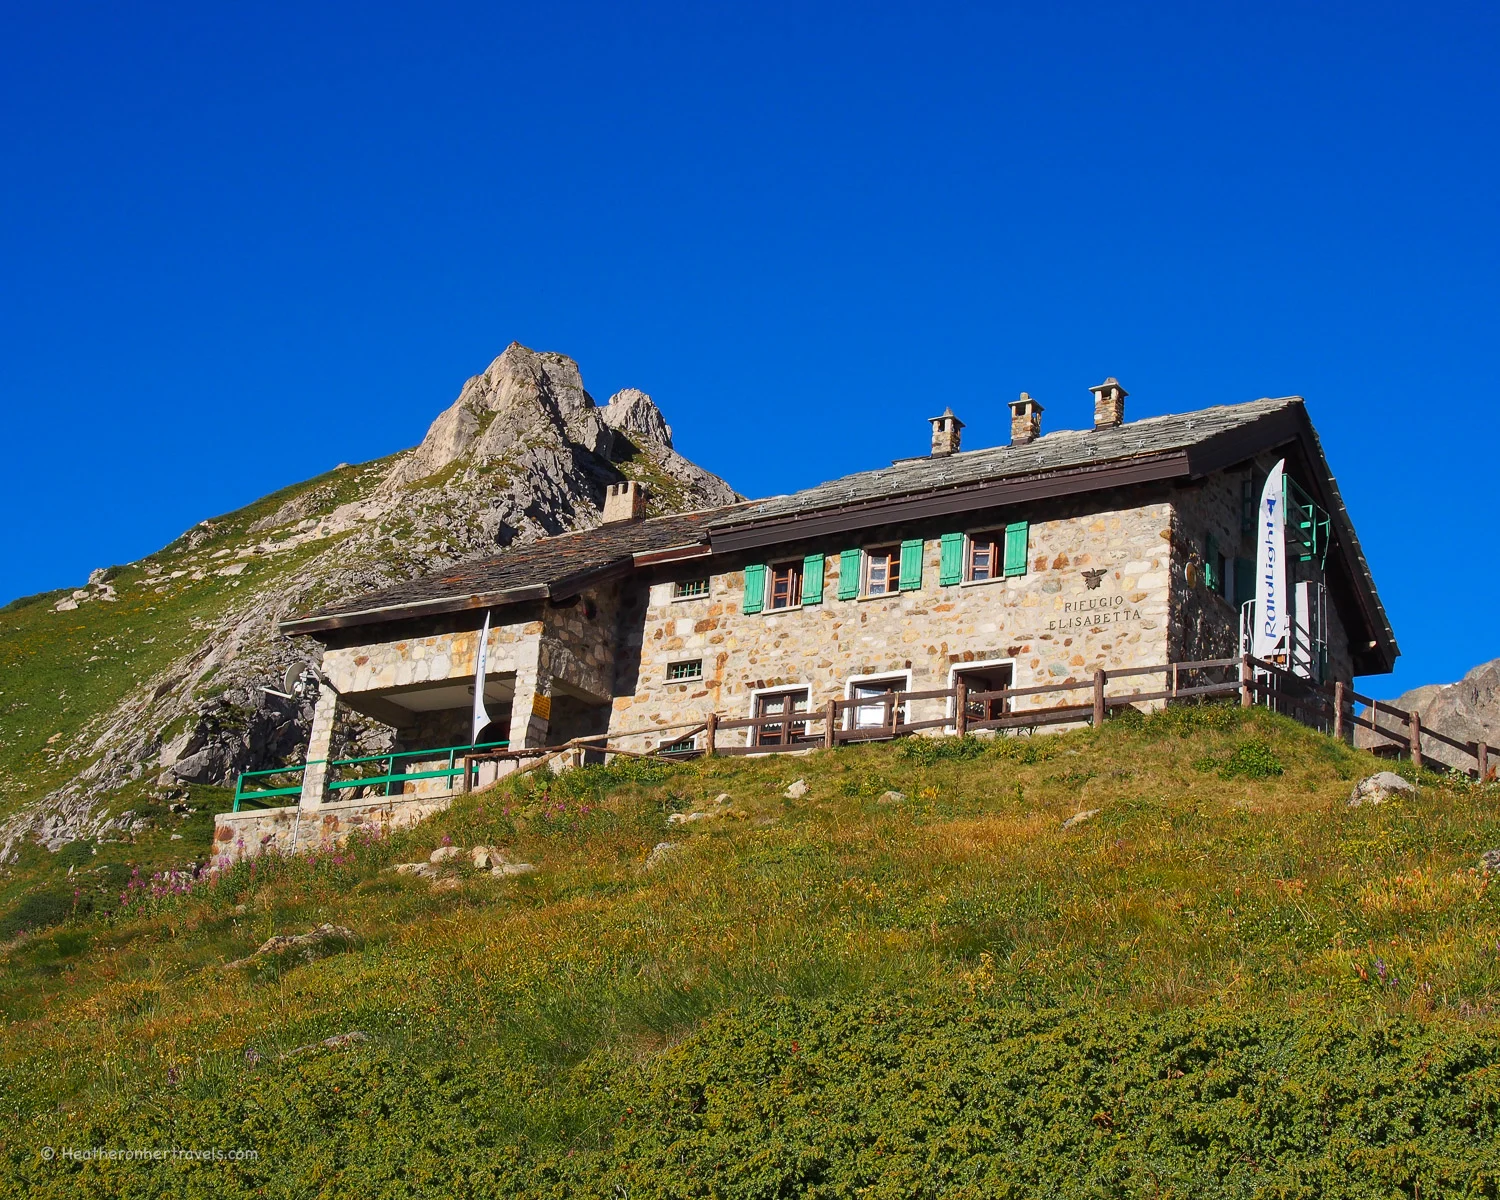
(1009, 393, 1043, 445)
(1089, 377, 1127, 430)
(602, 479, 647, 523)
(928, 407, 964, 456)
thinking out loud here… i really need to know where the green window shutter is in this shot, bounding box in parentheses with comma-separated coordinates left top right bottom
(898, 539, 924, 590)
(939, 532, 964, 586)
(1003, 521, 1029, 577)
(802, 553, 825, 604)
(1205, 534, 1220, 594)
(838, 549, 861, 600)
(742, 564, 765, 614)
(1234, 557, 1255, 606)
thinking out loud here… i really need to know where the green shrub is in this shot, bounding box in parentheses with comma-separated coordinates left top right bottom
(1218, 737, 1285, 780)
(7, 997, 1494, 1197)
(52, 841, 94, 871)
(899, 735, 986, 764)
(0, 889, 73, 939)
(1141, 699, 1245, 738)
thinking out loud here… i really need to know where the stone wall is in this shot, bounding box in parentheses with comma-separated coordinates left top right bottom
(1169, 470, 1253, 664)
(212, 792, 455, 869)
(607, 492, 1176, 750)
(1169, 456, 1355, 682)
(321, 612, 538, 695)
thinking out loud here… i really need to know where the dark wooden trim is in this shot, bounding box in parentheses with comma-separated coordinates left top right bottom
(1182, 405, 1304, 479)
(632, 542, 713, 566)
(280, 584, 552, 636)
(705, 453, 1192, 554)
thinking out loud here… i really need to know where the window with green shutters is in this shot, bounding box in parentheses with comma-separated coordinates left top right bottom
(898, 539, 924, 590)
(742, 564, 765, 614)
(1205, 534, 1224, 596)
(837, 549, 861, 600)
(1002, 521, 1029, 577)
(802, 553, 825, 604)
(939, 532, 964, 585)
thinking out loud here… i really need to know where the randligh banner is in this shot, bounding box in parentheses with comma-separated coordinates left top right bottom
(1253, 460, 1288, 661)
(471, 610, 492, 743)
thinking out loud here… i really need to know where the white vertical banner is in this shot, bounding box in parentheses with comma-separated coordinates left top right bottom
(1253, 460, 1288, 661)
(471, 610, 492, 744)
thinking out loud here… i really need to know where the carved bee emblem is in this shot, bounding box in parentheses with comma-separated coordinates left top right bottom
(1081, 568, 1107, 590)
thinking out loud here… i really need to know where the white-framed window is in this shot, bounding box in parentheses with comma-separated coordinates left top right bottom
(748, 685, 812, 747)
(967, 534, 1000, 582)
(767, 561, 803, 610)
(947, 658, 1016, 728)
(844, 670, 913, 730)
(863, 546, 900, 596)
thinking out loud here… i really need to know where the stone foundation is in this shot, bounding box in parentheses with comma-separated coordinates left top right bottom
(212, 793, 456, 869)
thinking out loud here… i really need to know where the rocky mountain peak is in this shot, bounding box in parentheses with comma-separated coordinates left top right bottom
(1355, 657, 1500, 771)
(601, 387, 674, 449)
(1, 345, 737, 862)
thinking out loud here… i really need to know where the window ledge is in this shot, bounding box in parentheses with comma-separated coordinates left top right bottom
(958, 576, 1006, 588)
(669, 593, 711, 604)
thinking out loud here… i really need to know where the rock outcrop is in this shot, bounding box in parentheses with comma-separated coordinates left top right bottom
(1354, 658, 1500, 772)
(1, 344, 737, 861)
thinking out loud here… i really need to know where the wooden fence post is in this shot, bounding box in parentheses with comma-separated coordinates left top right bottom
(1093, 669, 1106, 728)
(1409, 710, 1423, 771)
(1240, 655, 1253, 708)
(1478, 740, 1488, 783)
(1333, 681, 1345, 741)
(1170, 663, 1179, 701)
(704, 711, 717, 758)
(824, 700, 837, 750)
(459, 755, 471, 794)
(954, 679, 968, 736)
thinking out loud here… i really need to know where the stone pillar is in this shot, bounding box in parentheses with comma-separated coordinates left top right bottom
(507, 641, 555, 749)
(298, 686, 340, 810)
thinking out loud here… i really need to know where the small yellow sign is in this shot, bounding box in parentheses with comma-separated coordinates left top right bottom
(532, 694, 552, 721)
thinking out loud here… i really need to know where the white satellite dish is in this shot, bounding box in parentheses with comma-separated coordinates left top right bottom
(284, 664, 305, 697)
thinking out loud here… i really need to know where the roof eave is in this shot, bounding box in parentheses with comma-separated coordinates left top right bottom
(705, 451, 1193, 554)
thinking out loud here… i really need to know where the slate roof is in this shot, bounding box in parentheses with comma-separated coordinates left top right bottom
(285, 395, 1395, 669)
(280, 505, 747, 633)
(711, 397, 1298, 528)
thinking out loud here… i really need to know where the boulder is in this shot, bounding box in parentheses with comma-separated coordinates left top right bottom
(1347, 772, 1417, 808)
(279, 1030, 368, 1061)
(644, 842, 681, 870)
(226, 923, 359, 969)
(491, 861, 536, 877)
(393, 861, 440, 879)
(667, 810, 715, 825)
(785, 779, 809, 800)
(1479, 849, 1500, 874)
(429, 845, 464, 863)
(876, 790, 907, 805)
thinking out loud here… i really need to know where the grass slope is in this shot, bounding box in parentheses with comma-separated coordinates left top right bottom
(0, 462, 400, 928)
(1, 706, 1497, 1196)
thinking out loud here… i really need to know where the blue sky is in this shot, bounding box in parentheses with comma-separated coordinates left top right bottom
(1, 1, 1495, 696)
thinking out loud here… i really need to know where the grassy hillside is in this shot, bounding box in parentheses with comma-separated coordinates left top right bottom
(1, 706, 1497, 1197)
(0, 463, 380, 821)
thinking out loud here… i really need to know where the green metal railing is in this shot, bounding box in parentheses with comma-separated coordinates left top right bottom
(1283, 475, 1332, 569)
(232, 740, 509, 812)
